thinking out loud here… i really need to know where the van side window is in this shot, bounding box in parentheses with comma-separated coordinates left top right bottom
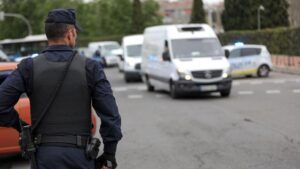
(241, 48, 261, 57)
(229, 49, 241, 58)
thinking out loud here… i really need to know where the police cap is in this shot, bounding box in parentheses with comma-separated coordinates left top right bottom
(45, 8, 82, 31)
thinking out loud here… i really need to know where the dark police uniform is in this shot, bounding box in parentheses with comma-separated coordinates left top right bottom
(0, 9, 122, 169)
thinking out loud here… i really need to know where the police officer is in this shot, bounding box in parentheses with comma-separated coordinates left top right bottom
(0, 8, 122, 169)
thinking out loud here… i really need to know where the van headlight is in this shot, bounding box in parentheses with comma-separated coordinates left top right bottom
(177, 68, 192, 80)
(222, 68, 231, 78)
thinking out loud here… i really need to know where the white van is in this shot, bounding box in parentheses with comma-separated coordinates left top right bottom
(141, 24, 232, 98)
(88, 41, 121, 67)
(121, 35, 144, 82)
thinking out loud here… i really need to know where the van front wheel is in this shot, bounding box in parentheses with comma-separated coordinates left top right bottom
(220, 90, 231, 97)
(170, 82, 180, 99)
(146, 76, 154, 92)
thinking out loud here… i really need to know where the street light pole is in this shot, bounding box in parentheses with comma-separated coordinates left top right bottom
(3, 13, 32, 36)
(257, 5, 265, 31)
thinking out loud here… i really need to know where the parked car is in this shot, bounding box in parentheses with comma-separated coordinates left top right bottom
(141, 24, 232, 98)
(0, 63, 97, 155)
(223, 44, 272, 77)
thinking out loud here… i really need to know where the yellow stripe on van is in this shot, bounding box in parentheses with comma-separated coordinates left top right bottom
(231, 69, 257, 76)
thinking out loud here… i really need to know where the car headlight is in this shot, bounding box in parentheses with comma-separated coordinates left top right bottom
(177, 68, 192, 80)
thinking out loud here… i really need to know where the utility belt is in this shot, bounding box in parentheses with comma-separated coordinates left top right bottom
(19, 125, 101, 162)
(35, 135, 89, 149)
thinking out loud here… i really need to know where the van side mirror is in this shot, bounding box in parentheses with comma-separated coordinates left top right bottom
(225, 50, 230, 58)
(162, 51, 171, 62)
(118, 55, 124, 61)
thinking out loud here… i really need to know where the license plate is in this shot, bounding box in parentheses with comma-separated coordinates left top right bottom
(200, 85, 217, 91)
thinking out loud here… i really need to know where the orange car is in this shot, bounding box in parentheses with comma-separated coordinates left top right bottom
(0, 62, 96, 155)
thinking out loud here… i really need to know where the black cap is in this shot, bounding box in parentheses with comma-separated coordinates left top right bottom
(45, 8, 82, 31)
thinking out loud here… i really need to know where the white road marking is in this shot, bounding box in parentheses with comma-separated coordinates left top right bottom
(273, 80, 286, 84)
(232, 81, 240, 86)
(266, 90, 281, 94)
(292, 89, 300, 93)
(250, 81, 263, 85)
(128, 95, 144, 99)
(238, 91, 254, 95)
(113, 87, 128, 92)
(137, 86, 147, 91)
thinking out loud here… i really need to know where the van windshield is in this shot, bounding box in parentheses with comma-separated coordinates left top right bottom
(171, 38, 223, 58)
(126, 45, 142, 57)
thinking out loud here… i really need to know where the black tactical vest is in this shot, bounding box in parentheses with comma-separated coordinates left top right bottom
(30, 54, 91, 136)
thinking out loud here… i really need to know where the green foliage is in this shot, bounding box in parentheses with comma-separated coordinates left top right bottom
(222, 0, 289, 31)
(142, 0, 162, 28)
(218, 28, 300, 56)
(131, 0, 143, 33)
(190, 0, 206, 23)
(0, 0, 162, 40)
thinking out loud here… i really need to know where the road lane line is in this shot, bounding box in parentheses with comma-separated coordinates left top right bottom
(266, 90, 281, 94)
(137, 86, 147, 91)
(113, 87, 128, 92)
(128, 95, 144, 99)
(238, 91, 254, 95)
(232, 81, 240, 86)
(250, 81, 263, 85)
(273, 80, 286, 84)
(292, 89, 300, 93)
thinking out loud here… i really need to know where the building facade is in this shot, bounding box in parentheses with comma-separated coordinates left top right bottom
(157, 0, 224, 33)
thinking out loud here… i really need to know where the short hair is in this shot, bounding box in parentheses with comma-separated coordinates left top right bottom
(45, 23, 72, 40)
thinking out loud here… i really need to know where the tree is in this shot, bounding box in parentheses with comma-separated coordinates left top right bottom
(190, 0, 206, 23)
(142, 0, 162, 28)
(222, 0, 289, 31)
(131, 0, 143, 33)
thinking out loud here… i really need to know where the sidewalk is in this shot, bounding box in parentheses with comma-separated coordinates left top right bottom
(272, 55, 300, 75)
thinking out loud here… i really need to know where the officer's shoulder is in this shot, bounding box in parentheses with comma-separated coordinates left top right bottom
(18, 57, 33, 69)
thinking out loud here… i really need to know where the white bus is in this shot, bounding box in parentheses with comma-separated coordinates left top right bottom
(0, 34, 47, 62)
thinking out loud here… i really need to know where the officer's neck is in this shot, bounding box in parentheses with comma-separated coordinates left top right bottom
(48, 38, 70, 47)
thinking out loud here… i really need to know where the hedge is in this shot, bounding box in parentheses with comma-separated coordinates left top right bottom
(218, 27, 300, 56)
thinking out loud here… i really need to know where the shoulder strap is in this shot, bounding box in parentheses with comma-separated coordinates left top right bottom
(32, 51, 77, 132)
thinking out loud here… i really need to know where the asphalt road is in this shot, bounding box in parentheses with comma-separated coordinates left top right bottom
(3, 68, 300, 169)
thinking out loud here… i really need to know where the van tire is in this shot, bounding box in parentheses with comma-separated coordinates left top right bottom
(146, 76, 154, 92)
(257, 65, 270, 77)
(220, 90, 231, 97)
(170, 82, 179, 99)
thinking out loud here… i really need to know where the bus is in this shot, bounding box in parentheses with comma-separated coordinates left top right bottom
(0, 34, 47, 62)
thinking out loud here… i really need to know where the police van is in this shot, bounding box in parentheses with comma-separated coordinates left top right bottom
(121, 34, 144, 82)
(223, 44, 272, 77)
(141, 24, 232, 98)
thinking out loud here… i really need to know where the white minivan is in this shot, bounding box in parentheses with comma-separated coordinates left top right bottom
(141, 24, 232, 98)
(121, 35, 143, 82)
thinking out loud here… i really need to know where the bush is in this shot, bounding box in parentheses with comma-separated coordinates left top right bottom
(218, 27, 300, 56)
